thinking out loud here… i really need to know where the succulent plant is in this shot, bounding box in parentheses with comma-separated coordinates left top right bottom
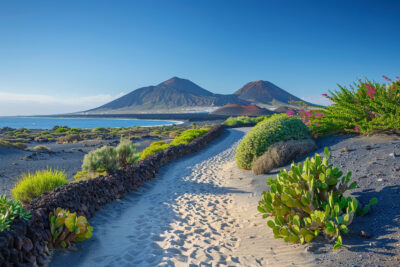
(49, 208, 93, 248)
(0, 195, 31, 231)
(257, 147, 377, 249)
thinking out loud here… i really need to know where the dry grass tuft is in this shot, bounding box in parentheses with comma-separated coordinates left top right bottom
(252, 139, 317, 175)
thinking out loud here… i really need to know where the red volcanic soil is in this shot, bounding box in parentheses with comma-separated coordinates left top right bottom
(211, 104, 274, 116)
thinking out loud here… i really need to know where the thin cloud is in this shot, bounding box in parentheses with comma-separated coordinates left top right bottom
(0, 91, 125, 116)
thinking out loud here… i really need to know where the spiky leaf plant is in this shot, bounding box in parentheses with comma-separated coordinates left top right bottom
(257, 147, 377, 249)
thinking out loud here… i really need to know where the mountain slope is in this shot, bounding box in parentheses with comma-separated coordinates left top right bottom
(234, 80, 302, 106)
(88, 77, 247, 113)
(86, 77, 310, 114)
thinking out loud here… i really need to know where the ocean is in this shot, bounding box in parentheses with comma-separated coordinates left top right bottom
(0, 117, 181, 129)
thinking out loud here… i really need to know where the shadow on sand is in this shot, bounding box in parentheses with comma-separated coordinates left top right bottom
(50, 128, 250, 266)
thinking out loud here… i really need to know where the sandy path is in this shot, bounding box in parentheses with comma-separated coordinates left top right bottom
(50, 128, 316, 267)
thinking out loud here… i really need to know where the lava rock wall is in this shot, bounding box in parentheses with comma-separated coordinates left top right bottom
(0, 125, 224, 266)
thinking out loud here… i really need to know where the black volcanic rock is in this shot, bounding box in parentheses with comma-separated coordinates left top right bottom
(234, 80, 302, 105)
(88, 77, 248, 113)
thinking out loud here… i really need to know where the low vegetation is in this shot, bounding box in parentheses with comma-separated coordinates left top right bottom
(56, 134, 81, 144)
(11, 169, 68, 203)
(235, 114, 311, 169)
(82, 146, 120, 173)
(49, 208, 93, 248)
(76, 127, 210, 179)
(294, 77, 400, 136)
(0, 195, 31, 231)
(0, 140, 27, 150)
(170, 128, 209, 146)
(257, 148, 377, 249)
(33, 145, 51, 151)
(0, 124, 187, 150)
(116, 138, 141, 168)
(251, 139, 317, 175)
(139, 141, 171, 160)
(81, 138, 140, 176)
(139, 128, 209, 160)
(223, 115, 272, 127)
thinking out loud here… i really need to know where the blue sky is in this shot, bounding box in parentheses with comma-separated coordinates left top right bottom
(0, 0, 399, 115)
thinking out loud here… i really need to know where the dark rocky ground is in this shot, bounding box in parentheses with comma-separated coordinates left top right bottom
(0, 136, 167, 197)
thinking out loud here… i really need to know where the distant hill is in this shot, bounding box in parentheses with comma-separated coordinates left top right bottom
(87, 77, 248, 114)
(85, 77, 310, 114)
(234, 80, 303, 107)
(211, 104, 273, 116)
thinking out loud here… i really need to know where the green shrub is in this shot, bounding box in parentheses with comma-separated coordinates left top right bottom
(116, 138, 140, 168)
(139, 141, 171, 160)
(55, 127, 69, 133)
(0, 140, 27, 150)
(81, 138, 140, 173)
(11, 169, 68, 203)
(170, 128, 209, 146)
(304, 78, 400, 135)
(82, 146, 119, 173)
(235, 115, 311, 169)
(15, 133, 28, 139)
(138, 128, 209, 160)
(68, 127, 82, 134)
(0, 195, 31, 231)
(6, 137, 30, 143)
(169, 131, 181, 138)
(223, 115, 272, 127)
(223, 116, 255, 126)
(33, 145, 51, 151)
(257, 148, 377, 249)
(93, 127, 108, 133)
(57, 134, 81, 144)
(49, 208, 93, 248)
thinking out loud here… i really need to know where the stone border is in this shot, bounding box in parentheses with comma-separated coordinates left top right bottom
(0, 125, 224, 266)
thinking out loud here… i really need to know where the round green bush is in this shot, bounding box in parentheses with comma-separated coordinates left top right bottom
(11, 169, 68, 203)
(235, 115, 311, 169)
(82, 146, 120, 173)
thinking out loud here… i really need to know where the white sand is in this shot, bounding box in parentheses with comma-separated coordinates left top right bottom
(50, 128, 317, 266)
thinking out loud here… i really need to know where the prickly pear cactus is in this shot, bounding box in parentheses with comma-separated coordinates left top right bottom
(257, 147, 377, 249)
(49, 208, 93, 248)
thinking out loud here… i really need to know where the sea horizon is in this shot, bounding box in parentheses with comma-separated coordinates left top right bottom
(0, 116, 182, 129)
